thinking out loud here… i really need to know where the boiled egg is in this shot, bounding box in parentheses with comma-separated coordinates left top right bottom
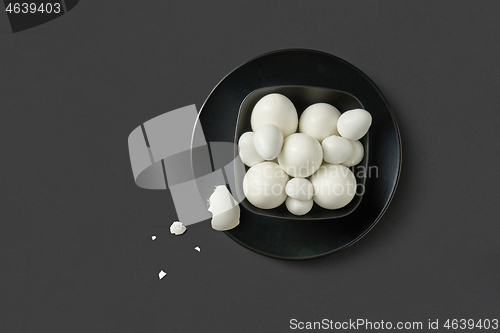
(285, 178, 313, 201)
(342, 140, 364, 166)
(336, 109, 372, 141)
(322, 135, 354, 164)
(242, 161, 289, 209)
(298, 103, 340, 142)
(278, 133, 323, 178)
(310, 164, 356, 209)
(286, 197, 314, 216)
(238, 132, 264, 167)
(253, 124, 283, 160)
(251, 93, 298, 137)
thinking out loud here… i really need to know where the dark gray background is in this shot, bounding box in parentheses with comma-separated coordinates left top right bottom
(1, 1, 499, 332)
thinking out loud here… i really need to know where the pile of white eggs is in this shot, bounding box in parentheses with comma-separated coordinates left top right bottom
(239, 93, 372, 216)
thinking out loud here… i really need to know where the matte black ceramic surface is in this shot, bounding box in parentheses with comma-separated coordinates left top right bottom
(193, 49, 401, 260)
(234, 86, 368, 220)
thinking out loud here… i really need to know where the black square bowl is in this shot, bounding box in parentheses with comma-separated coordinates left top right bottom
(234, 85, 369, 220)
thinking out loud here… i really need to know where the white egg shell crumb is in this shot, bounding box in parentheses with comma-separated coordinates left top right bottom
(285, 178, 313, 201)
(278, 133, 323, 178)
(298, 103, 341, 142)
(238, 132, 264, 167)
(250, 93, 298, 137)
(342, 140, 364, 166)
(336, 109, 372, 141)
(170, 221, 186, 235)
(286, 197, 314, 216)
(253, 124, 283, 160)
(322, 135, 354, 164)
(208, 185, 240, 231)
(243, 161, 289, 209)
(310, 164, 357, 210)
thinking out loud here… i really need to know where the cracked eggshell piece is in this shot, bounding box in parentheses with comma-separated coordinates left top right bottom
(170, 221, 187, 235)
(342, 140, 364, 167)
(238, 132, 264, 167)
(208, 185, 240, 231)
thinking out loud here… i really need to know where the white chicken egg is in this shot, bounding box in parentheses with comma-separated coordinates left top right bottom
(250, 93, 298, 137)
(342, 140, 364, 166)
(278, 133, 323, 178)
(243, 162, 289, 209)
(286, 197, 314, 216)
(238, 132, 264, 167)
(322, 135, 354, 164)
(336, 109, 372, 141)
(298, 103, 341, 142)
(253, 124, 283, 160)
(285, 178, 313, 201)
(310, 164, 357, 209)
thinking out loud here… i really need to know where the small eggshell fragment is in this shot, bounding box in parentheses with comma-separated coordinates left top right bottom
(285, 178, 313, 201)
(278, 133, 323, 178)
(286, 197, 314, 216)
(299, 103, 341, 142)
(322, 135, 354, 164)
(253, 124, 283, 160)
(208, 185, 240, 231)
(337, 109, 372, 141)
(243, 162, 289, 209)
(170, 221, 186, 235)
(251, 93, 298, 137)
(310, 164, 357, 209)
(238, 132, 264, 167)
(342, 140, 364, 166)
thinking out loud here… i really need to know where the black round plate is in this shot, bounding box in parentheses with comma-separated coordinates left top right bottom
(195, 49, 401, 260)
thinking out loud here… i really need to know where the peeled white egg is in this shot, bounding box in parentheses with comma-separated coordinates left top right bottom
(278, 133, 323, 178)
(342, 140, 364, 166)
(322, 135, 354, 164)
(243, 162, 289, 209)
(286, 197, 313, 216)
(253, 124, 283, 160)
(208, 185, 240, 231)
(310, 164, 357, 209)
(285, 178, 313, 201)
(337, 109, 372, 141)
(238, 132, 264, 167)
(298, 103, 341, 142)
(251, 93, 298, 137)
